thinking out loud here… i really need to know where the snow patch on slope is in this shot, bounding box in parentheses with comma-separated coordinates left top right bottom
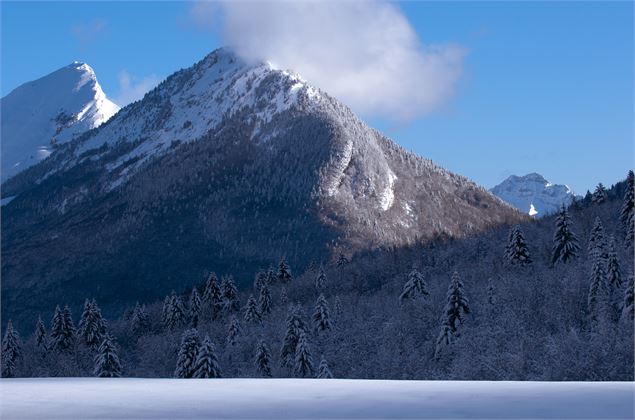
(379, 170, 397, 211)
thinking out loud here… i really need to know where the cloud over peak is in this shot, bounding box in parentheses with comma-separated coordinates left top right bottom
(192, 1, 465, 122)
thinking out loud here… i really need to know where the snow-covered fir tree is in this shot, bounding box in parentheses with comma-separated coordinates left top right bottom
(277, 258, 292, 284)
(221, 276, 240, 313)
(244, 295, 262, 324)
(94, 334, 122, 378)
(606, 237, 622, 290)
(193, 336, 222, 378)
(315, 266, 326, 291)
(317, 355, 333, 379)
(334, 296, 343, 319)
(254, 340, 272, 377)
(78, 299, 107, 348)
(165, 291, 186, 330)
(266, 267, 277, 287)
(280, 288, 289, 305)
(50, 305, 76, 352)
(486, 278, 496, 307)
(336, 253, 349, 268)
(259, 283, 272, 316)
(588, 217, 608, 259)
(130, 303, 150, 335)
(440, 272, 470, 335)
(551, 205, 580, 265)
(189, 288, 202, 328)
(592, 183, 608, 204)
(34, 316, 47, 350)
(227, 316, 241, 346)
(202, 273, 223, 319)
(280, 305, 307, 368)
(161, 295, 171, 326)
(312, 294, 332, 333)
(621, 275, 634, 321)
(399, 268, 429, 302)
(626, 211, 634, 247)
(588, 254, 608, 323)
(505, 225, 532, 266)
(254, 270, 268, 292)
(435, 261, 473, 360)
(174, 329, 201, 378)
(620, 171, 634, 234)
(1, 321, 21, 378)
(294, 331, 314, 378)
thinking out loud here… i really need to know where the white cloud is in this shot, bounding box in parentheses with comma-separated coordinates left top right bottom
(194, 0, 465, 122)
(113, 70, 161, 107)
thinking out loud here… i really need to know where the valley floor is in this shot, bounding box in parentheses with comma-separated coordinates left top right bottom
(0, 378, 633, 419)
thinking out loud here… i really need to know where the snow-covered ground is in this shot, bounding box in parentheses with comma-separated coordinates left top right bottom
(1, 379, 633, 419)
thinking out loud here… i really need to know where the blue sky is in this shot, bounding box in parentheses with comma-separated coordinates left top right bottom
(1, 1, 633, 193)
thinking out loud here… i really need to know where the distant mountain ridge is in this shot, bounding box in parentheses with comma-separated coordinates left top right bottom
(490, 173, 576, 217)
(1, 48, 523, 324)
(1, 62, 119, 181)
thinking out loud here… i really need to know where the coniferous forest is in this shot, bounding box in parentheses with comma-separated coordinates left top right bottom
(2, 172, 633, 380)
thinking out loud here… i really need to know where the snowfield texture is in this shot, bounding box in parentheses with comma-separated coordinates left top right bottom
(0, 379, 633, 419)
(490, 173, 576, 217)
(0, 62, 119, 181)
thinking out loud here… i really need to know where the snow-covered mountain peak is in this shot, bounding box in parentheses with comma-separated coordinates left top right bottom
(1, 61, 119, 181)
(490, 173, 575, 217)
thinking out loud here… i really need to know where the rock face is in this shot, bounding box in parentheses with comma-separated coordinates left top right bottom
(1, 48, 522, 323)
(490, 173, 576, 217)
(1, 62, 120, 181)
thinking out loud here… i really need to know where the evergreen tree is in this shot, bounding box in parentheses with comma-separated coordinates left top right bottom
(78, 299, 107, 348)
(334, 296, 343, 318)
(130, 303, 150, 335)
(317, 356, 333, 379)
(1, 321, 21, 378)
(50, 305, 76, 352)
(486, 278, 496, 306)
(280, 306, 307, 368)
(551, 205, 580, 265)
(202, 273, 223, 319)
(34, 316, 47, 350)
(312, 294, 332, 333)
(189, 288, 202, 328)
(221, 276, 240, 313)
(244, 295, 262, 324)
(294, 331, 314, 378)
(280, 288, 289, 305)
(254, 340, 273, 377)
(193, 336, 222, 378)
(620, 171, 634, 234)
(622, 275, 634, 321)
(434, 324, 453, 360)
(626, 211, 634, 247)
(315, 266, 327, 291)
(606, 238, 622, 290)
(174, 329, 201, 378)
(161, 295, 171, 326)
(165, 292, 186, 330)
(588, 254, 608, 322)
(588, 217, 607, 260)
(336, 253, 349, 268)
(266, 267, 277, 287)
(254, 270, 268, 292)
(592, 183, 607, 204)
(227, 316, 241, 346)
(440, 272, 470, 335)
(399, 268, 429, 302)
(505, 225, 532, 265)
(277, 258, 292, 284)
(259, 283, 272, 316)
(94, 334, 122, 378)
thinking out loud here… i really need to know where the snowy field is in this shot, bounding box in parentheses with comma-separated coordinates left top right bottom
(1, 379, 633, 419)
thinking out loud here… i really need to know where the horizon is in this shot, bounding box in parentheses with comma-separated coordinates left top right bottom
(1, 1, 633, 193)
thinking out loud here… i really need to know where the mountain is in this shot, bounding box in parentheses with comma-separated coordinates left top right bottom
(490, 173, 576, 217)
(1, 62, 119, 181)
(1, 48, 523, 324)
